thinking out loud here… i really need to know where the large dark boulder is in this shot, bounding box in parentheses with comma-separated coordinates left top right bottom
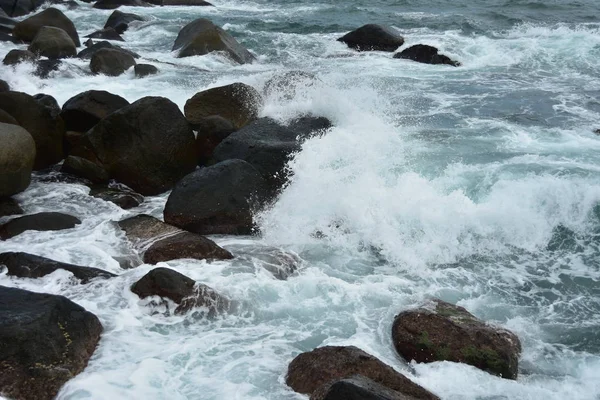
(104, 10, 144, 34)
(0, 91, 65, 169)
(194, 115, 236, 165)
(315, 375, 422, 400)
(77, 96, 197, 195)
(33, 93, 61, 117)
(2, 48, 36, 65)
(61, 155, 110, 183)
(118, 214, 233, 263)
(0, 212, 81, 240)
(337, 24, 404, 52)
(392, 300, 521, 379)
(29, 26, 77, 59)
(131, 267, 230, 315)
(213, 116, 332, 191)
(393, 44, 460, 67)
(0, 198, 23, 217)
(89, 184, 143, 209)
(93, 0, 151, 9)
(61, 90, 129, 132)
(184, 82, 262, 130)
(0, 252, 116, 282)
(0, 286, 102, 400)
(85, 27, 124, 41)
(172, 18, 255, 64)
(0, 0, 46, 17)
(13, 7, 80, 46)
(134, 63, 158, 77)
(164, 160, 268, 235)
(77, 40, 140, 59)
(90, 48, 136, 76)
(286, 346, 439, 400)
(0, 122, 35, 198)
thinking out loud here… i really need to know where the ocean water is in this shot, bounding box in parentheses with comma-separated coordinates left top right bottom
(1, 0, 600, 399)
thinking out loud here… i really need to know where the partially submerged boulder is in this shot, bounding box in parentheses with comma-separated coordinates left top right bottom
(0, 31, 23, 43)
(164, 159, 268, 235)
(184, 82, 262, 129)
(61, 90, 129, 132)
(393, 44, 460, 67)
(2, 48, 36, 65)
(149, 0, 212, 4)
(0, 286, 102, 400)
(104, 10, 145, 34)
(89, 184, 143, 209)
(131, 267, 230, 315)
(0, 0, 46, 17)
(0, 122, 35, 198)
(13, 7, 80, 46)
(34, 58, 62, 79)
(0, 198, 23, 217)
(85, 27, 124, 41)
(93, 0, 151, 9)
(391, 299, 521, 379)
(134, 63, 158, 77)
(0, 212, 81, 240)
(315, 375, 422, 400)
(61, 155, 109, 184)
(337, 24, 404, 52)
(28, 26, 77, 59)
(90, 48, 136, 76)
(0, 252, 115, 282)
(172, 18, 255, 64)
(118, 214, 233, 263)
(77, 40, 140, 59)
(286, 346, 439, 400)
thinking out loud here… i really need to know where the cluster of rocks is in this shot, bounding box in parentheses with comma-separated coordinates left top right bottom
(285, 299, 522, 400)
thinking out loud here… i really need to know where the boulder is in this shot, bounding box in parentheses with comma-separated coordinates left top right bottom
(134, 63, 158, 77)
(13, 7, 80, 46)
(0, 0, 46, 17)
(34, 58, 62, 78)
(85, 27, 124, 41)
(0, 198, 23, 217)
(314, 375, 422, 400)
(0, 108, 17, 124)
(29, 26, 77, 60)
(392, 299, 521, 379)
(172, 18, 255, 64)
(0, 252, 116, 282)
(264, 70, 319, 99)
(393, 44, 460, 67)
(61, 155, 110, 183)
(0, 91, 65, 169)
(104, 10, 144, 34)
(2, 48, 36, 65)
(93, 0, 151, 9)
(0, 123, 35, 198)
(118, 214, 233, 263)
(337, 24, 404, 52)
(131, 267, 230, 315)
(61, 90, 129, 132)
(286, 346, 439, 400)
(0, 286, 102, 400)
(0, 79, 8, 92)
(213, 116, 332, 191)
(75, 96, 196, 195)
(0, 212, 81, 240)
(184, 82, 262, 129)
(90, 48, 136, 76)
(89, 184, 143, 209)
(0, 31, 22, 43)
(194, 115, 236, 165)
(33, 93, 61, 117)
(164, 159, 268, 235)
(77, 40, 140, 59)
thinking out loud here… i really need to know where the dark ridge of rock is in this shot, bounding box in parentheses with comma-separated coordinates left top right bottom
(286, 346, 439, 400)
(164, 159, 268, 235)
(34, 58, 62, 79)
(93, 0, 151, 9)
(118, 214, 233, 263)
(393, 44, 460, 67)
(2, 48, 36, 65)
(337, 24, 404, 52)
(314, 375, 422, 400)
(13, 7, 80, 46)
(0, 122, 36, 198)
(61, 155, 110, 184)
(89, 184, 143, 209)
(33, 93, 60, 117)
(0, 252, 116, 282)
(0, 198, 23, 217)
(90, 48, 136, 76)
(0, 91, 65, 169)
(85, 27, 124, 41)
(172, 18, 255, 64)
(194, 115, 236, 165)
(61, 90, 130, 132)
(0, 211, 81, 240)
(28, 26, 77, 59)
(0, 0, 47, 17)
(77, 40, 140, 59)
(184, 82, 262, 130)
(131, 267, 231, 315)
(0, 286, 102, 400)
(104, 10, 145, 34)
(392, 299, 521, 379)
(134, 63, 158, 77)
(0, 79, 8, 92)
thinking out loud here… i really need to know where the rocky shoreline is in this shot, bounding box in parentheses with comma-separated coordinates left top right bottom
(0, 2, 522, 399)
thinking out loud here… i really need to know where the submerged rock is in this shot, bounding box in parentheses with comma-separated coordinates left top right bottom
(77, 40, 140, 59)
(164, 159, 268, 235)
(0, 122, 36, 198)
(61, 155, 110, 183)
(2, 48, 36, 65)
(0, 31, 23, 43)
(0, 286, 102, 400)
(131, 267, 230, 315)
(90, 48, 136, 76)
(0, 198, 23, 217)
(34, 58, 62, 79)
(104, 10, 145, 34)
(0, 0, 46, 17)
(172, 18, 255, 63)
(85, 27, 124, 41)
(286, 346, 439, 400)
(337, 24, 404, 52)
(89, 184, 143, 209)
(391, 299, 521, 379)
(0, 252, 116, 282)
(28, 26, 77, 59)
(93, 0, 151, 9)
(61, 90, 129, 132)
(393, 44, 460, 67)
(13, 7, 80, 46)
(134, 63, 158, 77)
(0, 212, 81, 240)
(315, 375, 422, 400)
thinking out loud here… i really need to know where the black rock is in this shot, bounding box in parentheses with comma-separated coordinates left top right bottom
(316, 375, 420, 400)
(104, 10, 144, 34)
(28, 26, 77, 59)
(337, 24, 404, 52)
(134, 63, 158, 77)
(0, 79, 8, 92)
(85, 27, 124, 41)
(0, 286, 102, 400)
(61, 155, 110, 183)
(0, 31, 22, 43)
(90, 48, 136, 76)
(34, 58, 62, 79)
(194, 115, 236, 165)
(89, 184, 143, 209)
(77, 40, 140, 59)
(393, 44, 460, 67)
(0, 11, 15, 33)
(2, 48, 36, 65)
(61, 90, 129, 132)
(93, 0, 151, 9)
(0, 212, 81, 240)
(33, 93, 61, 117)
(0, 252, 116, 282)
(0, 198, 23, 217)
(13, 7, 80, 46)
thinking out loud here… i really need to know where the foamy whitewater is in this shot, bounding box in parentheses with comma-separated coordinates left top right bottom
(1, 0, 600, 399)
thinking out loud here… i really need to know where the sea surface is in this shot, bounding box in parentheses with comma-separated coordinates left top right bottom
(1, 0, 600, 399)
